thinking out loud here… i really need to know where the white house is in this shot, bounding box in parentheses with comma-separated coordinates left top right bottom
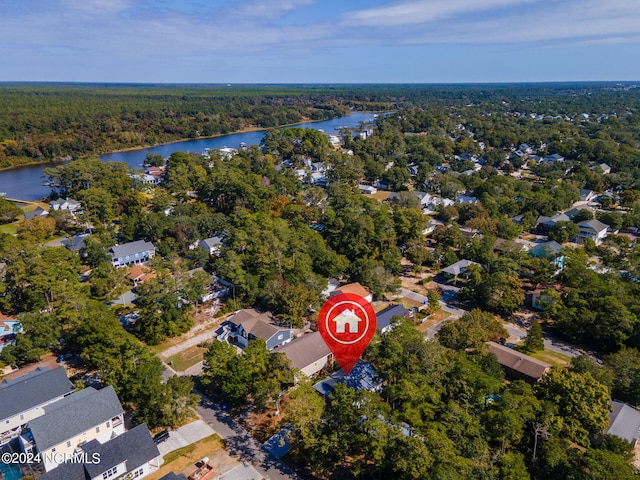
(49, 197, 81, 213)
(39, 423, 162, 480)
(276, 332, 332, 378)
(358, 184, 377, 195)
(20, 386, 125, 472)
(576, 219, 609, 244)
(199, 232, 228, 256)
(110, 240, 156, 268)
(0, 367, 73, 445)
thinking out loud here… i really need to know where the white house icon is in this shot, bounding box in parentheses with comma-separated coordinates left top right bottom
(333, 309, 361, 334)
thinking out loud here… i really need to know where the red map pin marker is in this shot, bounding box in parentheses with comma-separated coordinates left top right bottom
(318, 292, 377, 376)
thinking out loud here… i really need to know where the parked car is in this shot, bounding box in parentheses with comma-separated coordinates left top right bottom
(56, 353, 73, 363)
(153, 429, 170, 444)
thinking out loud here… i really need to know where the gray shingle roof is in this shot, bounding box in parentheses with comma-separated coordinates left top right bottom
(578, 219, 609, 234)
(606, 400, 640, 444)
(376, 304, 409, 331)
(442, 259, 480, 276)
(276, 332, 331, 371)
(0, 367, 73, 421)
(109, 240, 155, 259)
(28, 386, 123, 451)
(39, 424, 161, 480)
(82, 423, 160, 478)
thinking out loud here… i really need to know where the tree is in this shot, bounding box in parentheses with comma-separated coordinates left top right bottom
(522, 321, 544, 353)
(0, 197, 22, 224)
(16, 216, 56, 241)
(536, 368, 611, 446)
(548, 221, 578, 243)
(436, 309, 507, 351)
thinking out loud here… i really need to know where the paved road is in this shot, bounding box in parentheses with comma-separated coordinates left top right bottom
(195, 393, 300, 480)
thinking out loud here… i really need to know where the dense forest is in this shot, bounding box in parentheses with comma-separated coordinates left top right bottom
(1, 83, 640, 478)
(1, 82, 639, 169)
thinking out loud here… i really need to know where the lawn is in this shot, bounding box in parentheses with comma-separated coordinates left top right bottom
(415, 309, 452, 333)
(0, 223, 17, 235)
(146, 434, 223, 480)
(531, 349, 572, 367)
(166, 345, 208, 372)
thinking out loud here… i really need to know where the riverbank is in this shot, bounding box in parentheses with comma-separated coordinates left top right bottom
(0, 111, 375, 173)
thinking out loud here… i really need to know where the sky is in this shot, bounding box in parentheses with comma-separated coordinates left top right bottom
(1, 0, 639, 83)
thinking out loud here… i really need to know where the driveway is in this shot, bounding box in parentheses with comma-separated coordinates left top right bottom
(157, 420, 216, 456)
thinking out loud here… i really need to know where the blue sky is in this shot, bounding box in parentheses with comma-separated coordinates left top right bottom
(1, 0, 639, 83)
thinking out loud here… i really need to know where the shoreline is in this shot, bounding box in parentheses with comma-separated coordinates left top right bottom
(0, 111, 375, 172)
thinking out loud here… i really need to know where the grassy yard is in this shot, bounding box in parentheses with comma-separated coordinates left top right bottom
(414, 309, 452, 333)
(166, 345, 208, 372)
(0, 223, 17, 235)
(146, 434, 223, 480)
(531, 349, 572, 367)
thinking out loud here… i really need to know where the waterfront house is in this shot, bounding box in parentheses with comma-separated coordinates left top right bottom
(49, 197, 81, 213)
(23, 206, 48, 220)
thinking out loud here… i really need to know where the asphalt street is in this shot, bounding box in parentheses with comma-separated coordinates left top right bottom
(195, 392, 300, 480)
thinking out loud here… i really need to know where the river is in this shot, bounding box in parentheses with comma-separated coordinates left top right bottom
(0, 112, 376, 201)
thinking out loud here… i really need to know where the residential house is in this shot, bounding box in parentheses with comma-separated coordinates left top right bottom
(329, 282, 373, 303)
(183, 268, 230, 302)
(39, 423, 163, 480)
(488, 342, 551, 383)
(358, 184, 377, 195)
(225, 309, 292, 350)
(605, 401, 640, 446)
(455, 195, 479, 205)
(376, 304, 411, 334)
(493, 238, 528, 255)
(20, 385, 126, 472)
(530, 241, 564, 265)
(109, 240, 156, 268)
(0, 315, 22, 352)
(199, 232, 228, 256)
(23, 206, 49, 220)
(544, 153, 565, 163)
(441, 259, 481, 279)
(579, 189, 597, 202)
(576, 219, 609, 244)
(276, 331, 332, 377)
(314, 361, 382, 396)
(62, 233, 89, 252)
(599, 163, 612, 175)
(128, 265, 157, 286)
(0, 367, 73, 445)
(49, 197, 81, 213)
(535, 213, 571, 233)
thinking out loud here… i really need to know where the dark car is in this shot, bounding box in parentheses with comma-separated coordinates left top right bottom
(153, 429, 170, 444)
(56, 353, 73, 363)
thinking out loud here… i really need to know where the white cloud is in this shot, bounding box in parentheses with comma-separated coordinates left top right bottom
(345, 0, 540, 27)
(235, 0, 316, 19)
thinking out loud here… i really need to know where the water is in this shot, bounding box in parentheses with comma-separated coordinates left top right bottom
(0, 461, 24, 480)
(0, 112, 376, 201)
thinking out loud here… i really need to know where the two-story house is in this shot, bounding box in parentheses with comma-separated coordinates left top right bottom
(199, 232, 228, 256)
(20, 385, 125, 472)
(576, 219, 609, 244)
(39, 423, 163, 480)
(226, 309, 292, 350)
(110, 240, 156, 268)
(49, 197, 81, 213)
(0, 367, 73, 445)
